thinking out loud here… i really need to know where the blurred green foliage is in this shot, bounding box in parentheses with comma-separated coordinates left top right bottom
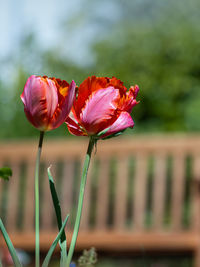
(0, 167, 12, 181)
(78, 247, 97, 267)
(90, 0, 200, 133)
(0, 0, 199, 139)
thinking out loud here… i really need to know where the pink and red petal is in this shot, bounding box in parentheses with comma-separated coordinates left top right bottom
(23, 107, 46, 131)
(80, 87, 120, 135)
(21, 75, 76, 131)
(50, 80, 76, 129)
(65, 116, 86, 136)
(101, 111, 134, 138)
(21, 75, 58, 130)
(74, 76, 108, 117)
(108, 77, 127, 95)
(118, 85, 140, 113)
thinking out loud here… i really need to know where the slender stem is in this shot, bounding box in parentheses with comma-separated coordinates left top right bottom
(66, 137, 96, 267)
(35, 131, 44, 267)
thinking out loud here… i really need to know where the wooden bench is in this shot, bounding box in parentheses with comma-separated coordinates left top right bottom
(1, 135, 200, 266)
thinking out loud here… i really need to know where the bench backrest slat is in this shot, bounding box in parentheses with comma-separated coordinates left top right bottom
(114, 156, 129, 229)
(23, 160, 35, 231)
(171, 153, 185, 231)
(60, 159, 75, 229)
(152, 153, 167, 230)
(6, 160, 21, 231)
(192, 154, 200, 231)
(133, 153, 148, 231)
(96, 158, 110, 230)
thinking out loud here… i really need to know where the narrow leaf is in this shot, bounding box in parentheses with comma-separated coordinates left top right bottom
(0, 219, 22, 267)
(47, 166, 67, 264)
(42, 215, 69, 267)
(47, 166, 66, 242)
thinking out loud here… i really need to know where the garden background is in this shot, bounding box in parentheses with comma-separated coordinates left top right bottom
(0, 0, 200, 266)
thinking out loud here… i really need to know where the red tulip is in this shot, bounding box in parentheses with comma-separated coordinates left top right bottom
(21, 75, 76, 131)
(65, 76, 139, 138)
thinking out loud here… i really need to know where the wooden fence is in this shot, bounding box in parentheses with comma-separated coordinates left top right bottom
(0, 135, 200, 265)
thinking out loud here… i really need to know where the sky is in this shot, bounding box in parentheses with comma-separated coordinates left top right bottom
(0, 0, 83, 61)
(0, 0, 123, 66)
(1, 0, 198, 67)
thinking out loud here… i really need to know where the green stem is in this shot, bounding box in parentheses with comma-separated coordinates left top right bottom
(35, 131, 44, 267)
(66, 137, 96, 267)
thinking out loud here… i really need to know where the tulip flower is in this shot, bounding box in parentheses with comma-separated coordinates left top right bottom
(20, 75, 76, 267)
(65, 76, 139, 139)
(21, 75, 76, 131)
(65, 76, 139, 266)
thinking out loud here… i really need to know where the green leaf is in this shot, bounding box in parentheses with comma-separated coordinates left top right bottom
(0, 167, 12, 181)
(47, 166, 67, 264)
(47, 166, 66, 241)
(0, 219, 22, 267)
(96, 127, 110, 137)
(102, 130, 125, 140)
(42, 215, 69, 267)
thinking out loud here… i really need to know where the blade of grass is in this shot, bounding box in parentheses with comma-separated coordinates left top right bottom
(0, 219, 22, 267)
(47, 166, 67, 266)
(42, 214, 69, 267)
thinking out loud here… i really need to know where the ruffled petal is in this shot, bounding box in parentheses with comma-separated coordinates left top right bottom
(65, 116, 86, 136)
(101, 111, 134, 138)
(80, 87, 120, 135)
(74, 76, 108, 117)
(109, 77, 127, 94)
(118, 85, 140, 113)
(50, 80, 76, 129)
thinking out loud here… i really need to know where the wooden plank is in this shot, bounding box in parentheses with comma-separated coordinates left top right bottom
(194, 250, 200, 267)
(8, 231, 199, 252)
(96, 157, 110, 230)
(6, 160, 21, 231)
(2, 135, 200, 159)
(133, 153, 148, 230)
(191, 154, 200, 231)
(23, 160, 35, 231)
(80, 159, 94, 230)
(114, 156, 129, 229)
(40, 163, 54, 230)
(60, 159, 75, 227)
(0, 159, 3, 203)
(0, 159, 6, 222)
(1, 136, 200, 255)
(152, 153, 167, 229)
(171, 153, 185, 230)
